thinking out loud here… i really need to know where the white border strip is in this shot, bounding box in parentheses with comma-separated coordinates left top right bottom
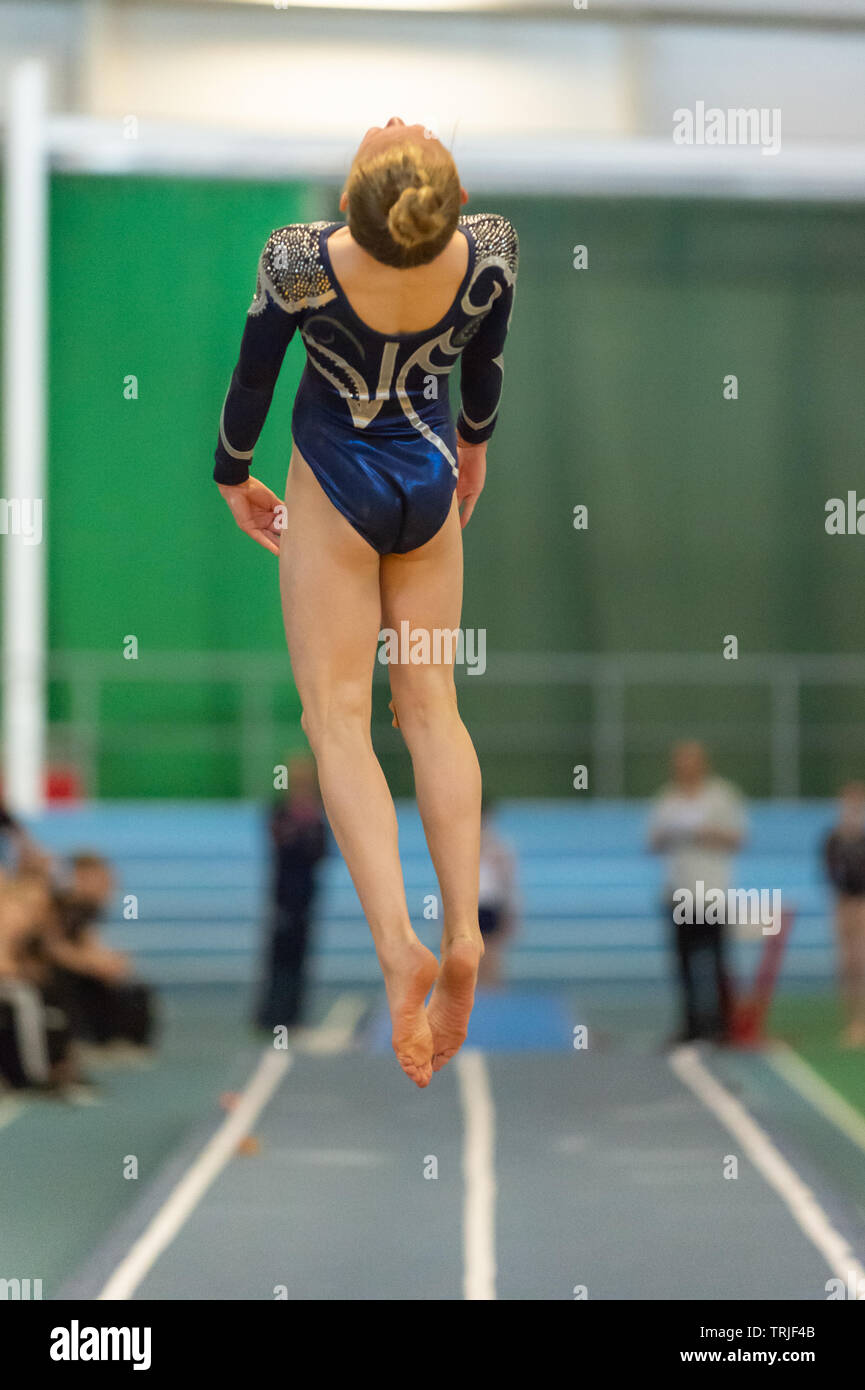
(45, 118, 865, 201)
(456, 1049, 497, 1300)
(670, 1045, 865, 1288)
(767, 1041, 865, 1156)
(98, 1048, 291, 1300)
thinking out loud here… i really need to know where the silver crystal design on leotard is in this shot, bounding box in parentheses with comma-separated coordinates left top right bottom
(300, 314, 373, 415)
(299, 318, 407, 429)
(394, 333, 463, 475)
(248, 222, 338, 317)
(459, 212, 519, 278)
(449, 214, 518, 435)
(287, 212, 518, 466)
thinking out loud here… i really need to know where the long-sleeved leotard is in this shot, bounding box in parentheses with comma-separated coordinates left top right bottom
(214, 213, 518, 554)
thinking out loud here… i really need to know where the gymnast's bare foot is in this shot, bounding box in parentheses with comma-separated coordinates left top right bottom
(381, 938, 439, 1088)
(426, 933, 484, 1073)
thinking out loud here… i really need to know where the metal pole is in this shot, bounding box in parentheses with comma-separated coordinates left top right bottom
(771, 666, 800, 798)
(593, 665, 626, 797)
(2, 61, 48, 814)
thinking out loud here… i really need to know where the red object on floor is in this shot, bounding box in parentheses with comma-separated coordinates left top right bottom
(0, 766, 83, 804)
(728, 908, 795, 1047)
(45, 767, 82, 801)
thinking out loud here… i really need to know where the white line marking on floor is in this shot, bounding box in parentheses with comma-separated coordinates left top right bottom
(97, 1047, 291, 1300)
(670, 1045, 865, 1288)
(456, 1049, 496, 1301)
(767, 1041, 865, 1157)
(0, 1095, 26, 1131)
(297, 991, 367, 1054)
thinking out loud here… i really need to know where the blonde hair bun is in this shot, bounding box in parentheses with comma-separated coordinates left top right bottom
(387, 182, 447, 250)
(346, 139, 461, 267)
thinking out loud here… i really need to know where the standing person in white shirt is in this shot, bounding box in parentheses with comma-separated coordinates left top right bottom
(648, 741, 747, 1043)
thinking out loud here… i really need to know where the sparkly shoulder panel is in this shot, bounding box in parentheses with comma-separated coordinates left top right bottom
(249, 221, 338, 317)
(459, 212, 519, 277)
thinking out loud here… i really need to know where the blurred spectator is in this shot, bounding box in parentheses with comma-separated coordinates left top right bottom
(255, 755, 327, 1030)
(477, 800, 519, 987)
(0, 800, 37, 873)
(823, 782, 865, 1049)
(50, 853, 156, 1053)
(0, 881, 78, 1093)
(0, 839, 157, 1094)
(648, 741, 746, 1044)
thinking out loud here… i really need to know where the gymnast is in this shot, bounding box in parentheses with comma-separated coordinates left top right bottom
(214, 117, 518, 1087)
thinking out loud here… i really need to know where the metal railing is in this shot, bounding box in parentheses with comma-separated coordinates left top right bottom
(40, 649, 865, 798)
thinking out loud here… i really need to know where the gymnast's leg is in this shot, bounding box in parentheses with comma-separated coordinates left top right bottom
(381, 497, 484, 1072)
(279, 448, 439, 1087)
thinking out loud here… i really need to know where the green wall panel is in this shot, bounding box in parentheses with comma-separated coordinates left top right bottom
(42, 181, 865, 796)
(46, 175, 316, 795)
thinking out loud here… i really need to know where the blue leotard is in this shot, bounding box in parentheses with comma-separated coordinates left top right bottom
(214, 213, 518, 554)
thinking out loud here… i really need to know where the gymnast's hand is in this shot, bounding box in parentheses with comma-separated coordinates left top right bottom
(456, 435, 486, 528)
(216, 477, 284, 556)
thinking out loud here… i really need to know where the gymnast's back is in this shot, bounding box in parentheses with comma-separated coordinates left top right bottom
(214, 212, 518, 553)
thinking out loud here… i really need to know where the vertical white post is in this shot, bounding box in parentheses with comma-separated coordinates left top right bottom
(2, 61, 48, 814)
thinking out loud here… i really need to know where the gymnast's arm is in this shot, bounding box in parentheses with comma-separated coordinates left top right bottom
(213, 253, 298, 555)
(454, 251, 518, 527)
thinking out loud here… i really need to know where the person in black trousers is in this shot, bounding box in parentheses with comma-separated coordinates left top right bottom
(255, 756, 327, 1031)
(648, 742, 747, 1045)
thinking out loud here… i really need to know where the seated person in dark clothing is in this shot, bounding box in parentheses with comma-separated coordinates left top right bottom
(0, 878, 79, 1093)
(823, 782, 865, 1049)
(50, 853, 156, 1052)
(255, 756, 327, 1031)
